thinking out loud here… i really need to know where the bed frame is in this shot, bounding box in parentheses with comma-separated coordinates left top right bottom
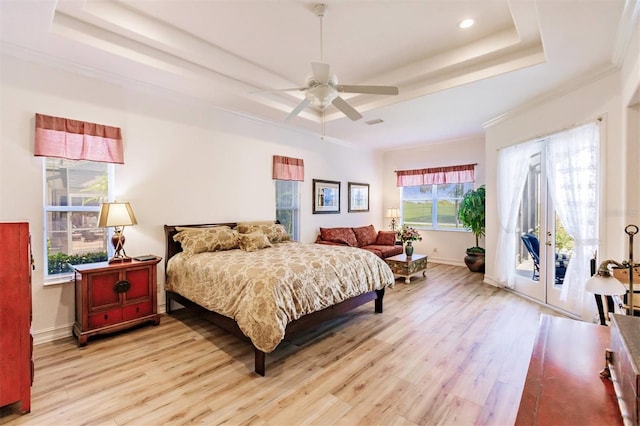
(163, 223, 385, 376)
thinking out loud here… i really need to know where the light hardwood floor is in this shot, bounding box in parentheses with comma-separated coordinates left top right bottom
(1, 263, 560, 426)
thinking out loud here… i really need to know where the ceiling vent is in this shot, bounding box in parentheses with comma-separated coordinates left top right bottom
(365, 119, 384, 125)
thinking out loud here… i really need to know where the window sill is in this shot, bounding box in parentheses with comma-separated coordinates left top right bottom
(413, 227, 470, 233)
(43, 275, 74, 286)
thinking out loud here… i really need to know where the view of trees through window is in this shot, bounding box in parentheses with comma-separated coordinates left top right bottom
(401, 183, 473, 229)
(44, 158, 110, 276)
(275, 180, 300, 241)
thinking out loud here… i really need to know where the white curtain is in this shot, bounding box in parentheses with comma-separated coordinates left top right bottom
(495, 140, 540, 288)
(546, 122, 600, 312)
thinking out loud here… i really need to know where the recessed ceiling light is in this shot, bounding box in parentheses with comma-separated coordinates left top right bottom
(459, 18, 474, 29)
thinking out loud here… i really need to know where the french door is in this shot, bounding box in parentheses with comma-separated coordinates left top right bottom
(514, 149, 576, 315)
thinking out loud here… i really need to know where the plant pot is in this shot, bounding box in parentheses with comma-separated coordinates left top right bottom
(405, 241, 414, 257)
(464, 250, 485, 273)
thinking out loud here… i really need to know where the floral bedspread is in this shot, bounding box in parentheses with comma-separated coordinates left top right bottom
(165, 242, 394, 353)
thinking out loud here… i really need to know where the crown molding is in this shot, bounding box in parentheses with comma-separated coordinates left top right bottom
(482, 64, 618, 129)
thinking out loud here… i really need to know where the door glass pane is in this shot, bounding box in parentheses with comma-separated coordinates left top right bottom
(516, 153, 541, 281)
(554, 213, 573, 285)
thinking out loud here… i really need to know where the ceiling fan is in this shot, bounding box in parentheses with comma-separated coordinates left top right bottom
(271, 4, 399, 121)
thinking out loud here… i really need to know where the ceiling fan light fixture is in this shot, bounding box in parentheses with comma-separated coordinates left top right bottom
(306, 85, 337, 109)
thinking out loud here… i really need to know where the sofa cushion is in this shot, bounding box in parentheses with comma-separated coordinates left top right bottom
(319, 227, 358, 247)
(375, 231, 397, 246)
(352, 225, 378, 247)
(365, 244, 403, 258)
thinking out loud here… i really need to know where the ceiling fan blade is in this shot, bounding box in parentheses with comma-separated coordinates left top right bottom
(311, 62, 331, 84)
(331, 96, 363, 121)
(286, 98, 311, 121)
(336, 85, 399, 95)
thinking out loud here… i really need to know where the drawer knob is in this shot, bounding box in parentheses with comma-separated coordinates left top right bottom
(113, 280, 131, 293)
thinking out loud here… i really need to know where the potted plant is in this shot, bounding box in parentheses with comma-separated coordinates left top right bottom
(458, 185, 486, 272)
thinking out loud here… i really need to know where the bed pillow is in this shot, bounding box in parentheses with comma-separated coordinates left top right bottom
(375, 230, 397, 246)
(238, 231, 273, 252)
(235, 223, 291, 243)
(173, 226, 239, 255)
(319, 227, 358, 247)
(353, 225, 378, 247)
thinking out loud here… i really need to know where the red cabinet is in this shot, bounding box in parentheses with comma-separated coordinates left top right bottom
(0, 222, 32, 414)
(72, 257, 161, 346)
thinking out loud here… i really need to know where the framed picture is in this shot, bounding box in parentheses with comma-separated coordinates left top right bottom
(313, 179, 340, 214)
(348, 182, 369, 212)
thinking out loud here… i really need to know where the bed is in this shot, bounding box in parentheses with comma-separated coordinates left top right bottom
(163, 222, 395, 376)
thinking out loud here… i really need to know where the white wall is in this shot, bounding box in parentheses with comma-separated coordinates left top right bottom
(620, 22, 640, 228)
(0, 55, 386, 343)
(382, 137, 486, 266)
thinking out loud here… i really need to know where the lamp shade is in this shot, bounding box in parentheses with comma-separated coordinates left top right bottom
(386, 208, 400, 219)
(97, 202, 137, 228)
(585, 274, 627, 296)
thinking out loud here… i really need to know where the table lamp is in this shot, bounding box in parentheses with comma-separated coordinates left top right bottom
(97, 201, 137, 263)
(386, 208, 400, 231)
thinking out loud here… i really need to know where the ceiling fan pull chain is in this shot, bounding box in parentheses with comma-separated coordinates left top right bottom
(319, 7, 324, 62)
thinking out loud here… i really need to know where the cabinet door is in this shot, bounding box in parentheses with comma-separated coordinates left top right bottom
(0, 223, 30, 409)
(124, 267, 151, 302)
(88, 271, 120, 311)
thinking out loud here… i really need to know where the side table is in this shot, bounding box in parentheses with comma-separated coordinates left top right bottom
(72, 256, 161, 346)
(385, 253, 427, 284)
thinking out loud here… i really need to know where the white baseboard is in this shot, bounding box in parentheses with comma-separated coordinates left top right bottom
(427, 257, 466, 267)
(33, 304, 168, 345)
(33, 324, 74, 345)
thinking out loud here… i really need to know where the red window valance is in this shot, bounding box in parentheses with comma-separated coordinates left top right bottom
(396, 163, 475, 187)
(272, 155, 304, 181)
(34, 113, 124, 164)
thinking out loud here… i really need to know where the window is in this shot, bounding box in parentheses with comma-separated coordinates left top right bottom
(275, 180, 300, 241)
(44, 158, 112, 280)
(401, 183, 473, 230)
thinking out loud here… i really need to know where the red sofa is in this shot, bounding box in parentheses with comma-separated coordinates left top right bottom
(315, 224, 403, 259)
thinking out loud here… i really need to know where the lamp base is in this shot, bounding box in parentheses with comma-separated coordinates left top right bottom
(108, 255, 132, 264)
(110, 229, 131, 263)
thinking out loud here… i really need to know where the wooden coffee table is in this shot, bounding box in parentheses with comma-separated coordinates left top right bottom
(385, 253, 428, 284)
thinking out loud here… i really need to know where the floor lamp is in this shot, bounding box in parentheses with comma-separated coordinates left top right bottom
(586, 224, 639, 321)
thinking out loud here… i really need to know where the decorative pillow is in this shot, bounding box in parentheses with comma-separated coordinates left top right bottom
(235, 223, 291, 243)
(319, 227, 358, 247)
(352, 225, 378, 247)
(238, 231, 272, 252)
(173, 226, 239, 255)
(375, 231, 397, 246)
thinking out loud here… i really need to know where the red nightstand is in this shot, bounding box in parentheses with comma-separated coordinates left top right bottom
(72, 257, 161, 346)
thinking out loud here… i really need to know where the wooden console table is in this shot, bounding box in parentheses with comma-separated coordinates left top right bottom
(515, 314, 622, 425)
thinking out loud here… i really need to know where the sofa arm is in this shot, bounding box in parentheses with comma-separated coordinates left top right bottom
(375, 231, 397, 246)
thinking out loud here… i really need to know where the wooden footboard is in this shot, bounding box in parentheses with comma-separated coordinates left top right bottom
(166, 288, 384, 376)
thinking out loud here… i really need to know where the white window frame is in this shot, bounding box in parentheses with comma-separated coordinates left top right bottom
(275, 180, 300, 241)
(42, 159, 114, 285)
(400, 182, 473, 231)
